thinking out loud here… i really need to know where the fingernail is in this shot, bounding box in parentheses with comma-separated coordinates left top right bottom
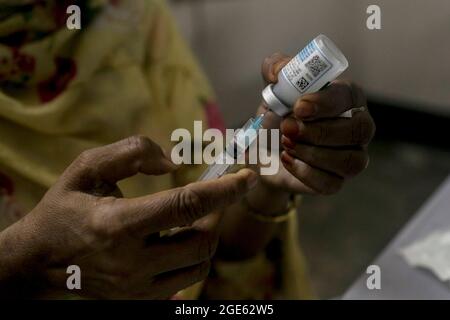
(281, 135, 295, 149)
(295, 101, 317, 119)
(280, 117, 299, 137)
(281, 151, 295, 167)
(246, 172, 259, 190)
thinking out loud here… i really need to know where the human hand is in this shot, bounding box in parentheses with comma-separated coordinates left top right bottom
(257, 53, 375, 195)
(0, 136, 257, 298)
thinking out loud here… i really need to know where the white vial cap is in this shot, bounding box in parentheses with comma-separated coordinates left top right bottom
(262, 84, 290, 117)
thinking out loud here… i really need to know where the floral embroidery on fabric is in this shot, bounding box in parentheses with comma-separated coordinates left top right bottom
(0, 0, 103, 91)
(0, 48, 36, 88)
(37, 57, 77, 102)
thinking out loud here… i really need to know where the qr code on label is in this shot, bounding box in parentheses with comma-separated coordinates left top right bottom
(296, 77, 309, 91)
(305, 55, 328, 77)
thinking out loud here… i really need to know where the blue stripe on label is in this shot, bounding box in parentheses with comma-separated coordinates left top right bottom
(298, 40, 318, 62)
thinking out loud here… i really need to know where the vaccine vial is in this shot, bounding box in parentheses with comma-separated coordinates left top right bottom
(262, 34, 349, 117)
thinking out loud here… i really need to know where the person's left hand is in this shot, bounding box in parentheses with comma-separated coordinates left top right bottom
(257, 53, 376, 195)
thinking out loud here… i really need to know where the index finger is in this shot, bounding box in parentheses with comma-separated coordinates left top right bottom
(108, 169, 258, 236)
(293, 80, 366, 120)
(64, 136, 177, 191)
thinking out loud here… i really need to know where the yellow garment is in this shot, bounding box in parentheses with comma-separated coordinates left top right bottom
(0, 0, 314, 299)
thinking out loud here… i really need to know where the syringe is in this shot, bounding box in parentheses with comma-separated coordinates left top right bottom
(199, 113, 266, 181)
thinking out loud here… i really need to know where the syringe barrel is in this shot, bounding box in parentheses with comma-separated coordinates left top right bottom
(224, 117, 260, 160)
(199, 116, 264, 181)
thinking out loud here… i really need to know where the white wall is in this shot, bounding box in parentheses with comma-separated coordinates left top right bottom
(171, 0, 450, 126)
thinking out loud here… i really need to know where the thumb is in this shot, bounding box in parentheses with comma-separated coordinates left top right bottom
(111, 168, 259, 235)
(262, 52, 291, 84)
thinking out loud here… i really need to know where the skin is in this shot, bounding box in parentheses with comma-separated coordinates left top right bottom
(0, 53, 375, 299)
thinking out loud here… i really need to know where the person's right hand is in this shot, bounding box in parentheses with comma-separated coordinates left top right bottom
(0, 136, 257, 299)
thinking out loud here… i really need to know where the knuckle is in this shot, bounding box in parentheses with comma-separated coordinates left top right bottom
(176, 188, 205, 224)
(352, 115, 375, 145)
(344, 80, 357, 105)
(316, 123, 329, 145)
(365, 116, 376, 143)
(333, 79, 356, 106)
(263, 53, 289, 74)
(335, 78, 352, 93)
(219, 176, 247, 206)
(343, 151, 368, 177)
(126, 135, 152, 155)
(362, 118, 376, 144)
(76, 149, 97, 168)
(88, 202, 122, 243)
(351, 81, 367, 106)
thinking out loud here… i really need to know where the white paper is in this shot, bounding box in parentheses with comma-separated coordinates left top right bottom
(399, 228, 450, 282)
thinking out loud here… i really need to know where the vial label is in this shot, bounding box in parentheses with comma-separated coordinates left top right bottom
(282, 39, 333, 93)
